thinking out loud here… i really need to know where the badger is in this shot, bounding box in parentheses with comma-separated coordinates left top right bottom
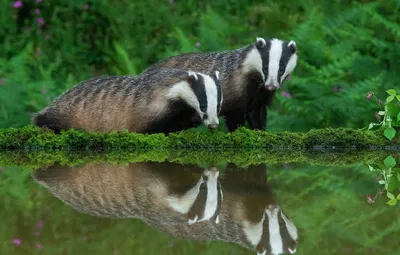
(32, 68, 222, 134)
(33, 162, 298, 255)
(143, 37, 298, 132)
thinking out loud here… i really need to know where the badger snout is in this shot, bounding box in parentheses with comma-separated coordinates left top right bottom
(208, 124, 218, 130)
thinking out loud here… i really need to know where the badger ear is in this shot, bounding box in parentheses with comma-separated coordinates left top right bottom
(214, 70, 220, 80)
(256, 37, 267, 49)
(288, 40, 297, 54)
(187, 71, 198, 84)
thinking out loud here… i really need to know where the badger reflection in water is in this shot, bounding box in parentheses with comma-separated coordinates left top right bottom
(32, 162, 298, 255)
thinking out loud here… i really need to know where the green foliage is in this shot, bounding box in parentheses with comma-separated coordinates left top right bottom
(368, 89, 400, 141)
(1, 1, 400, 132)
(368, 155, 400, 206)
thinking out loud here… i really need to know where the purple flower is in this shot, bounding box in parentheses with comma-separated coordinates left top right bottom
(195, 42, 201, 47)
(34, 231, 40, 236)
(332, 86, 342, 93)
(13, 239, 22, 246)
(35, 8, 40, 15)
(366, 92, 374, 100)
(281, 91, 292, 98)
(375, 112, 381, 121)
(37, 17, 44, 26)
(36, 0, 42, 3)
(36, 242, 42, 249)
(83, 4, 89, 10)
(37, 219, 43, 229)
(13, 1, 23, 8)
(367, 195, 374, 204)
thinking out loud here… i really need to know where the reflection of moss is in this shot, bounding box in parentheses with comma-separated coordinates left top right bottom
(0, 149, 390, 169)
(0, 125, 394, 150)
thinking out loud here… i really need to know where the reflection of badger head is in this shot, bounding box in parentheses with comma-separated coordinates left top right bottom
(243, 204, 298, 255)
(166, 167, 223, 225)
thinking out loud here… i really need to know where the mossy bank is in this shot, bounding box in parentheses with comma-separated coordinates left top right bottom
(0, 125, 397, 151)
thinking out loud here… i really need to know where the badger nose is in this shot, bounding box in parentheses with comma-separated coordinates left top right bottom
(208, 124, 218, 130)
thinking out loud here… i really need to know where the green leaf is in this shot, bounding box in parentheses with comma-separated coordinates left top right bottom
(387, 95, 395, 103)
(387, 199, 397, 206)
(398, 112, 400, 122)
(398, 173, 400, 182)
(384, 155, 396, 168)
(386, 89, 397, 96)
(397, 95, 400, 101)
(397, 194, 400, 200)
(378, 111, 385, 115)
(387, 192, 395, 200)
(368, 165, 375, 171)
(378, 180, 386, 185)
(384, 127, 396, 141)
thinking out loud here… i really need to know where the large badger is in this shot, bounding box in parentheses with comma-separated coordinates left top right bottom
(32, 68, 222, 134)
(33, 162, 298, 255)
(143, 37, 298, 132)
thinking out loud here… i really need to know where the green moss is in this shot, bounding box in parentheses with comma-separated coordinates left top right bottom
(0, 125, 395, 150)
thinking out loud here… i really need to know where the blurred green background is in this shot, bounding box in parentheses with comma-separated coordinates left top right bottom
(1, 0, 400, 131)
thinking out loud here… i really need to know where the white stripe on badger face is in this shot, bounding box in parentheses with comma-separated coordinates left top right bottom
(265, 205, 284, 255)
(265, 39, 283, 89)
(242, 48, 265, 81)
(167, 81, 204, 119)
(199, 73, 220, 127)
(201, 169, 219, 222)
(166, 177, 203, 214)
(280, 211, 298, 242)
(280, 54, 297, 84)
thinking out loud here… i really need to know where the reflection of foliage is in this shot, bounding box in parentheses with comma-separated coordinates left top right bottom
(368, 155, 400, 206)
(368, 89, 400, 141)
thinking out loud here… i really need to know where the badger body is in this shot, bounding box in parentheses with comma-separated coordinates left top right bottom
(33, 162, 298, 255)
(144, 37, 298, 132)
(33, 68, 222, 134)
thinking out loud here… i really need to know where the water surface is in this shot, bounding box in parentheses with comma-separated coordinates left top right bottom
(1, 157, 399, 255)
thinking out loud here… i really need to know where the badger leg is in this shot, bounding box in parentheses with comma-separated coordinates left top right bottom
(225, 109, 246, 132)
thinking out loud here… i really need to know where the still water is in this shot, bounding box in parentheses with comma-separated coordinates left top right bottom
(1, 156, 399, 255)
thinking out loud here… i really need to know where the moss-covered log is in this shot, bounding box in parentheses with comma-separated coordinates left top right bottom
(0, 125, 398, 150)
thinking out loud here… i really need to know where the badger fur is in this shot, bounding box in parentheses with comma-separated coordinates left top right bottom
(33, 162, 298, 255)
(143, 37, 298, 132)
(32, 68, 222, 134)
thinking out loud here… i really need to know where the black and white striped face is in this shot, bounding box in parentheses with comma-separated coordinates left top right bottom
(168, 71, 222, 130)
(243, 205, 298, 255)
(166, 167, 222, 224)
(245, 37, 298, 91)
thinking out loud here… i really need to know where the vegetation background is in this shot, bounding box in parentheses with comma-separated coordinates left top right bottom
(1, 0, 400, 132)
(1, 1, 400, 254)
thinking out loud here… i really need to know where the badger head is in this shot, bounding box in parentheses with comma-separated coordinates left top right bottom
(168, 70, 222, 130)
(245, 37, 298, 91)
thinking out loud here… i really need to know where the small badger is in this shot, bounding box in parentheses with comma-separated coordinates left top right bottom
(144, 37, 298, 131)
(33, 162, 298, 255)
(32, 68, 222, 134)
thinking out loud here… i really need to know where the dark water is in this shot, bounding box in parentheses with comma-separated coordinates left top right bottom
(1, 159, 399, 255)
